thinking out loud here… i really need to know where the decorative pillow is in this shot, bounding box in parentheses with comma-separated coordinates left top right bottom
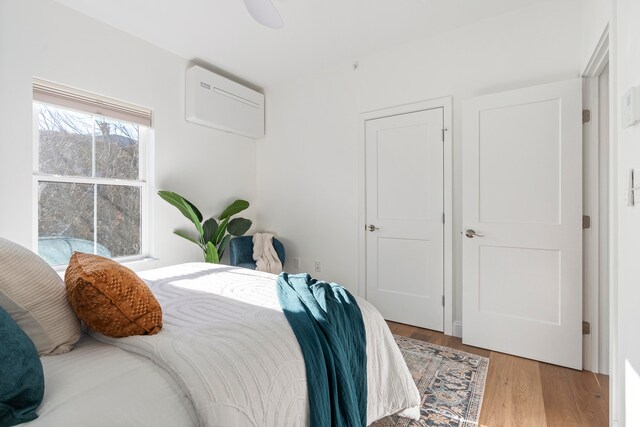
(0, 238, 81, 356)
(0, 305, 45, 426)
(65, 253, 162, 337)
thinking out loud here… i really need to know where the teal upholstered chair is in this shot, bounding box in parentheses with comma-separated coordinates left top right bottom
(229, 236, 285, 270)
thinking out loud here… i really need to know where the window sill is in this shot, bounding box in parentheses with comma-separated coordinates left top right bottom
(54, 256, 159, 278)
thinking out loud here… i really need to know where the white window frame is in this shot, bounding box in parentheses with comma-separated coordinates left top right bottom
(32, 100, 154, 271)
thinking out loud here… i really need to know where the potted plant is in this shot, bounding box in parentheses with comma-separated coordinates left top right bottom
(158, 191, 252, 263)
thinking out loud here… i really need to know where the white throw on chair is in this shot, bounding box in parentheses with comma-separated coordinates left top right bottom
(252, 233, 283, 274)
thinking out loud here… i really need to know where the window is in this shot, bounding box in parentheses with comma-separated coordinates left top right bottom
(33, 80, 152, 267)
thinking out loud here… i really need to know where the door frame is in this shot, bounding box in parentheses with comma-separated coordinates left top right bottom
(582, 25, 610, 375)
(357, 96, 453, 336)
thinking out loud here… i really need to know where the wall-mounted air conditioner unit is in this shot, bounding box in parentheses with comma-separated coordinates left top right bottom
(186, 65, 265, 138)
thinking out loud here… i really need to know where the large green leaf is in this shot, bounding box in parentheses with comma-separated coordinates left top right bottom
(218, 199, 250, 220)
(183, 198, 203, 223)
(217, 234, 231, 259)
(204, 242, 220, 263)
(158, 191, 192, 221)
(183, 201, 204, 237)
(158, 191, 204, 236)
(173, 230, 203, 248)
(213, 217, 229, 245)
(158, 191, 202, 221)
(227, 218, 252, 236)
(203, 218, 219, 244)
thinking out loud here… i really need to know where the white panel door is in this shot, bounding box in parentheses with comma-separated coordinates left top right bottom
(462, 79, 583, 369)
(365, 108, 444, 331)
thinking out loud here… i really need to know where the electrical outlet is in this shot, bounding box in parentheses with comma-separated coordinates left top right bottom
(293, 257, 301, 269)
(314, 261, 322, 272)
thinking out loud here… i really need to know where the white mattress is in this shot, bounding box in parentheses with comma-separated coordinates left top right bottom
(26, 334, 198, 427)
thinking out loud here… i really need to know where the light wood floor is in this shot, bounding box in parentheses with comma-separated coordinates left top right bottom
(387, 321, 609, 427)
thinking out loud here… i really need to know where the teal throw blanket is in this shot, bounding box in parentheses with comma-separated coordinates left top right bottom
(276, 273, 367, 427)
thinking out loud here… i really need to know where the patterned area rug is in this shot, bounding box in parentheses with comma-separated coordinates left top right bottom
(373, 335, 489, 427)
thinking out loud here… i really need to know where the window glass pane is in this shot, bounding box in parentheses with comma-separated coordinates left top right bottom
(38, 105, 93, 177)
(97, 185, 141, 258)
(35, 97, 146, 264)
(95, 118, 140, 180)
(38, 182, 96, 265)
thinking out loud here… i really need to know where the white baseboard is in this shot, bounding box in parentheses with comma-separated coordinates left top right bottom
(452, 320, 462, 338)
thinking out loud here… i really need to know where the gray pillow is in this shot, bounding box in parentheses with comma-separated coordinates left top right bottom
(0, 238, 81, 355)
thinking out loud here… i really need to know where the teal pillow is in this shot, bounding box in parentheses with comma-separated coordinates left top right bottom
(0, 305, 44, 426)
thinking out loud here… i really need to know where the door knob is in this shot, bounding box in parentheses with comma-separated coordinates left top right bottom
(368, 224, 380, 232)
(465, 229, 485, 238)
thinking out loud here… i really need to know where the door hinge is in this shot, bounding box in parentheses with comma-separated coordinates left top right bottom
(442, 128, 448, 142)
(582, 321, 591, 335)
(442, 212, 445, 224)
(442, 295, 445, 307)
(583, 109, 591, 124)
(583, 215, 591, 229)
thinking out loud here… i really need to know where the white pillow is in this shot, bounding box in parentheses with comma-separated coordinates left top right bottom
(0, 238, 81, 355)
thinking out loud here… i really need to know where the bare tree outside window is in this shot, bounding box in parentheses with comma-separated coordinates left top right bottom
(36, 103, 145, 265)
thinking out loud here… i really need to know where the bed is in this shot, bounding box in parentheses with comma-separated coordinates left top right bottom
(26, 263, 420, 426)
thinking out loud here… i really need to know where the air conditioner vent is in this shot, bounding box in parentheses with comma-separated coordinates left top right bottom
(186, 65, 264, 138)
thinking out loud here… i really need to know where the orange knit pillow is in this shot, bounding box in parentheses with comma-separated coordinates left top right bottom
(65, 253, 162, 338)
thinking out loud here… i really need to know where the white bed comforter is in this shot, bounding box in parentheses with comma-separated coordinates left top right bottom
(27, 335, 198, 427)
(91, 263, 420, 427)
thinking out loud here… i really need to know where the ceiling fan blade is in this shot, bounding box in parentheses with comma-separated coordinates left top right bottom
(243, 0, 284, 29)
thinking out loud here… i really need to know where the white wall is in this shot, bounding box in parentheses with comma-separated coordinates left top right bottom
(613, 0, 640, 424)
(581, 0, 611, 66)
(257, 0, 586, 321)
(0, 0, 257, 267)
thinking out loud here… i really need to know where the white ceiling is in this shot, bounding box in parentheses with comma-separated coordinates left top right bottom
(54, 0, 546, 88)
